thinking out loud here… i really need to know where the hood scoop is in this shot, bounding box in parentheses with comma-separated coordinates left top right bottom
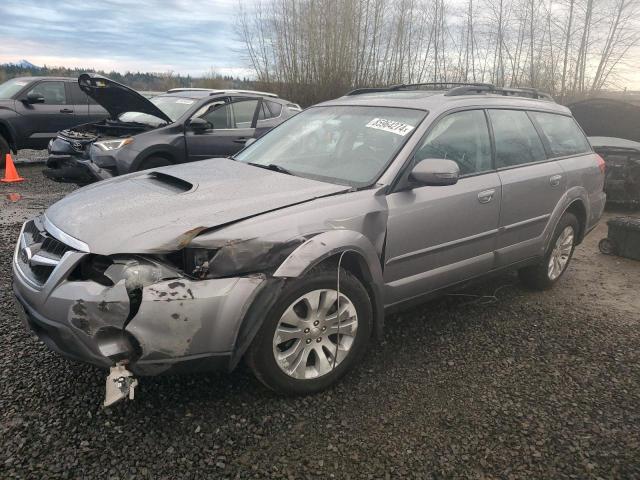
(140, 171, 194, 194)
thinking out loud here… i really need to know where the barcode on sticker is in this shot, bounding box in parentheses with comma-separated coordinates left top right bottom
(365, 118, 414, 136)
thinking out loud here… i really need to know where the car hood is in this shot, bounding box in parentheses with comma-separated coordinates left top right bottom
(78, 73, 172, 123)
(45, 158, 351, 254)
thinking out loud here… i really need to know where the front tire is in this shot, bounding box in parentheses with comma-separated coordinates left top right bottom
(518, 212, 579, 290)
(0, 135, 10, 169)
(246, 266, 372, 395)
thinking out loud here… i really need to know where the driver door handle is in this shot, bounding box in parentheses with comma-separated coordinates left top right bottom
(477, 189, 495, 204)
(59, 108, 74, 113)
(233, 137, 250, 144)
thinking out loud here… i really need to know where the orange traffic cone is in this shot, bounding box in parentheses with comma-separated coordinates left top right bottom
(1, 153, 25, 183)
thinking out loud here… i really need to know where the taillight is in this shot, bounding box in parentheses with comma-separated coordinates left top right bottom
(596, 154, 606, 175)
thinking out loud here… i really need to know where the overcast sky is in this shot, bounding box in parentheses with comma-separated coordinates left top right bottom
(0, 0, 251, 77)
(1, 0, 639, 88)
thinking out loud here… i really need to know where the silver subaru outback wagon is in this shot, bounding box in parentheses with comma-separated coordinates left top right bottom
(12, 83, 605, 405)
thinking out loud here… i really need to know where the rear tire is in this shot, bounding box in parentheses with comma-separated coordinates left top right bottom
(246, 266, 372, 395)
(0, 135, 10, 169)
(518, 212, 579, 290)
(136, 156, 171, 172)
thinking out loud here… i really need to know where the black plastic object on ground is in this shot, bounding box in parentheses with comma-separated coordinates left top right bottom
(589, 137, 640, 208)
(599, 216, 640, 261)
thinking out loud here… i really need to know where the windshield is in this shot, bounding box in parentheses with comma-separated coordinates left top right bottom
(235, 105, 426, 187)
(0, 78, 30, 99)
(118, 95, 196, 126)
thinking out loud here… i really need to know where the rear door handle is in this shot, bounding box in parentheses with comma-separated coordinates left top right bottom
(549, 174, 562, 186)
(59, 108, 74, 114)
(477, 189, 495, 204)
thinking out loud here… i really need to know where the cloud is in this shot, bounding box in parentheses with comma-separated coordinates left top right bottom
(0, 0, 252, 76)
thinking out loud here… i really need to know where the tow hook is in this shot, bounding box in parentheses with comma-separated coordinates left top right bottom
(104, 362, 139, 407)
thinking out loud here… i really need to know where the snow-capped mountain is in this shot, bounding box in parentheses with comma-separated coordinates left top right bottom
(3, 59, 40, 69)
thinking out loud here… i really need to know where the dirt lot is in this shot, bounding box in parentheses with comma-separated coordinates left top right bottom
(1, 164, 639, 479)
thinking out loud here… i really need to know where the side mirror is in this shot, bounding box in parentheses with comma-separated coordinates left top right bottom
(24, 92, 45, 104)
(409, 159, 460, 186)
(187, 117, 210, 132)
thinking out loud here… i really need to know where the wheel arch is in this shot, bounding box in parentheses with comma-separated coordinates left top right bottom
(131, 148, 177, 172)
(543, 188, 590, 252)
(565, 199, 587, 244)
(273, 230, 385, 338)
(228, 230, 386, 371)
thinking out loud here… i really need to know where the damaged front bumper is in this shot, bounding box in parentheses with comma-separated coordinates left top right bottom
(12, 221, 268, 376)
(44, 154, 114, 184)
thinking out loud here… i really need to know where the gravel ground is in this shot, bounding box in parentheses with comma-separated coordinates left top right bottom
(1, 165, 639, 479)
(14, 149, 48, 164)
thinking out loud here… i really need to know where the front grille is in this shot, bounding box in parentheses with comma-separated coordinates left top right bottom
(16, 219, 76, 286)
(41, 236, 73, 258)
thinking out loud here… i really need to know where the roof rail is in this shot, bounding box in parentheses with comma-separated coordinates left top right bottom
(167, 87, 279, 98)
(221, 89, 279, 98)
(346, 82, 493, 96)
(167, 87, 221, 93)
(345, 82, 554, 102)
(446, 85, 554, 101)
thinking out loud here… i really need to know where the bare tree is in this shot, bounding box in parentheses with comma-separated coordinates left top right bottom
(236, 0, 640, 106)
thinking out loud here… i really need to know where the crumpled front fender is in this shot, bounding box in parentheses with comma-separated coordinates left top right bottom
(273, 229, 385, 336)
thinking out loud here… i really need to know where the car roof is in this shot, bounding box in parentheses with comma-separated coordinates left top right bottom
(159, 90, 291, 103)
(10, 76, 76, 82)
(166, 88, 278, 97)
(319, 89, 571, 115)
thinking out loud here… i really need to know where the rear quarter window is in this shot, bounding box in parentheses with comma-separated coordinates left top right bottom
(529, 111, 591, 157)
(266, 101, 282, 117)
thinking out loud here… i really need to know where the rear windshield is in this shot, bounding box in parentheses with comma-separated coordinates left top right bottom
(0, 78, 29, 99)
(530, 111, 591, 157)
(118, 95, 196, 126)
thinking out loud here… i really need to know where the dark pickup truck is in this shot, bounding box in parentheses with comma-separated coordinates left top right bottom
(0, 76, 107, 165)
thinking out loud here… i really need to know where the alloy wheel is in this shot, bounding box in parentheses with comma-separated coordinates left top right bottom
(272, 289, 358, 380)
(548, 225, 575, 280)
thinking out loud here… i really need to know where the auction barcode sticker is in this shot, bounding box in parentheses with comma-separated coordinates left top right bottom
(365, 118, 414, 136)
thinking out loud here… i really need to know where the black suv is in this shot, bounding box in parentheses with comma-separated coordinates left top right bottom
(0, 76, 107, 166)
(45, 74, 301, 184)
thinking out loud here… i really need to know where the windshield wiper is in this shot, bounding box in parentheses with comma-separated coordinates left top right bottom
(247, 162, 294, 176)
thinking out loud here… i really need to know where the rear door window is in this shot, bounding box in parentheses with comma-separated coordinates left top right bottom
(488, 109, 547, 168)
(529, 111, 591, 157)
(66, 82, 90, 104)
(28, 81, 67, 104)
(414, 109, 492, 175)
(231, 99, 259, 128)
(197, 99, 259, 129)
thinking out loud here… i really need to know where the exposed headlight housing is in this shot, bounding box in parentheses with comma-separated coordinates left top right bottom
(94, 137, 134, 151)
(179, 237, 307, 279)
